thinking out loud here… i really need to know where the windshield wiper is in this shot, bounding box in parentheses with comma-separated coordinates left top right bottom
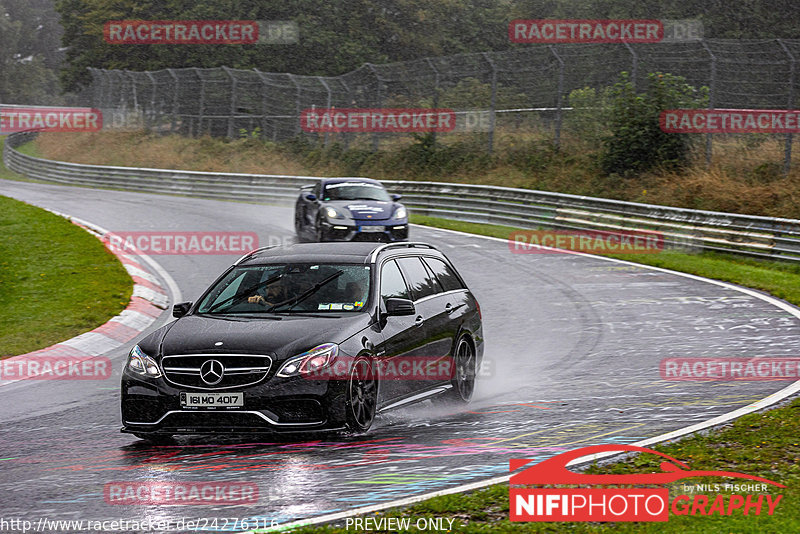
(266, 270, 344, 312)
(204, 273, 284, 314)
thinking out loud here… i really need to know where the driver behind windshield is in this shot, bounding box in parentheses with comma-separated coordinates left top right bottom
(247, 278, 289, 306)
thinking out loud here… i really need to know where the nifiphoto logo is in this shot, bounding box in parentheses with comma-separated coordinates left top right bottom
(510, 445, 784, 523)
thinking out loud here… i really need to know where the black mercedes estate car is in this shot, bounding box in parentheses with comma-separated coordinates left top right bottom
(121, 242, 483, 440)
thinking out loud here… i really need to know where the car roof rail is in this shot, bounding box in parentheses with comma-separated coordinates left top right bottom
(234, 245, 282, 265)
(369, 242, 439, 262)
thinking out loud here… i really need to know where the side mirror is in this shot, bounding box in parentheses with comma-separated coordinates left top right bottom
(385, 297, 415, 316)
(391, 194, 402, 202)
(173, 301, 193, 318)
(305, 193, 317, 201)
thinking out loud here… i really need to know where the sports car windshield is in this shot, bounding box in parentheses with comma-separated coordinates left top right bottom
(323, 182, 392, 201)
(196, 263, 371, 314)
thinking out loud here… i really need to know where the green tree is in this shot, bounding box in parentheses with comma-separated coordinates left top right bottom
(55, 0, 512, 92)
(0, 0, 65, 103)
(600, 71, 707, 176)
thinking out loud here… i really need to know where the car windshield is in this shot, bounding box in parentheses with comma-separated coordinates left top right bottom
(323, 182, 392, 201)
(196, 263, 371, 314)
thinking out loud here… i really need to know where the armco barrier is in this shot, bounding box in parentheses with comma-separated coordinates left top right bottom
(5, 130, 800, 261)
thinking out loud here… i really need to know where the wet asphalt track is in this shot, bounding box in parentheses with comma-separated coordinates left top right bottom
(2, 179, 800, 532)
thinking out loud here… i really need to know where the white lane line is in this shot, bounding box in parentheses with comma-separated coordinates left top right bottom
(248, 223, 800, 533)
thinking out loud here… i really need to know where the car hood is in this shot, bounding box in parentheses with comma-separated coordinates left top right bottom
(328, 200, 396, 221)
(150, 313, 371, 361)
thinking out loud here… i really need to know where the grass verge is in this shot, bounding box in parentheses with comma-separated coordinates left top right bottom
(277, 215, 800, 533)
(28, 130, 800, 219)
(0, 139, 133, 357)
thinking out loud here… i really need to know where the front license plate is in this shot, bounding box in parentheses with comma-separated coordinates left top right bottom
(180, 392, 243, 408)
(359, 225, 385, 233)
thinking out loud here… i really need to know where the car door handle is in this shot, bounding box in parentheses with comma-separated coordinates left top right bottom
(445, 303, 455, 314)
(414, 315, 424, 325)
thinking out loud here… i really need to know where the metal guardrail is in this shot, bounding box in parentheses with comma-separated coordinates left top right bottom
(5, 130, 800, 261)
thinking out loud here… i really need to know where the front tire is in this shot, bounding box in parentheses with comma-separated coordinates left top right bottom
(345, 356, 377, 432)
(315, 217, 327, 242)
(444, 335, 476, 403)
(295, 210, 307, 242)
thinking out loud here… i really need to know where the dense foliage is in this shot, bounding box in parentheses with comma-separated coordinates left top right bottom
(50, 0, 800, 92)
(600, 72, 708, 176)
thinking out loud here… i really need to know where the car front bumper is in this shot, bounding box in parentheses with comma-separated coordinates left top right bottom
(120, 370, 349, 435)
(319, 221, 409, 242)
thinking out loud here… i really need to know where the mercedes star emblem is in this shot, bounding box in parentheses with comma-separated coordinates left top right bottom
(200, 359, 224, 385)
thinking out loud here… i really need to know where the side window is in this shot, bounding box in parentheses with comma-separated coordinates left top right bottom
(380, 260, 409, 302)
(422, 257, 464, 292)
(396, 257, 439, 301)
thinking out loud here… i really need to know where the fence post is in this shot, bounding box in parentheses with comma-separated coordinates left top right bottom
(126, 70, 139, 113)
(167, 69, 179, 133)
(425, 58, 441, 148)
(88, 68, 102, 110)
(366, 63, 383, 151)
(145, 71, 157, 131)
(481, 53, 498, 154)
(624, 42, 638, 91)
(253, 69, 273, 141)
(701, 40, 716, 168)
(339, 79, 352, 149)
(549, 45, 565, 151)
(222, 66, 237, 139)
(193, 68, 206, 137)
(778, 39, 796, 176)
(317, 76, 332, 147)
(288, 74, 302, 136)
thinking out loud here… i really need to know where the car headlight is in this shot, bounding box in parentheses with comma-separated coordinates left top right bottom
(393, 206, 407, 219)
(277, 343, 338, 377)
(126, 345, 162, 378)
(324, 207, 344, 219)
